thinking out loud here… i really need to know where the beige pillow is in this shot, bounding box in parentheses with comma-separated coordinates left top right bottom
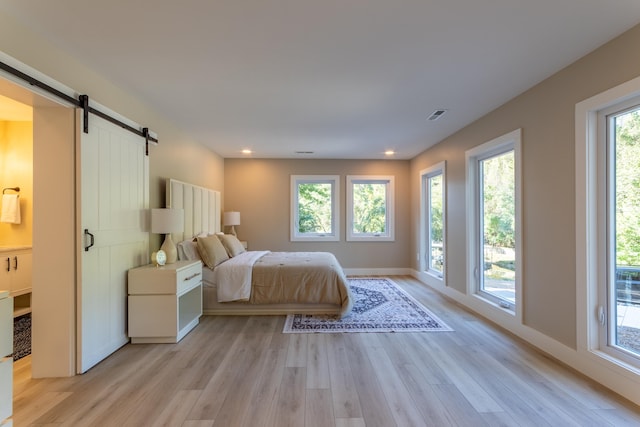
(196, 235, 229, 268)
(218, 234, 246, 257)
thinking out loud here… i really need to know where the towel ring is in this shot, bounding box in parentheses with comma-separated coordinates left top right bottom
(2, 187, 20, 194)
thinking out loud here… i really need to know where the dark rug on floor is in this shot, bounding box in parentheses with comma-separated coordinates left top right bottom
(14, 313, 31, 361)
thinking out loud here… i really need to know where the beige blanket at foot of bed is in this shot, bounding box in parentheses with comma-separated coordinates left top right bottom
(250, 252, 353, 317)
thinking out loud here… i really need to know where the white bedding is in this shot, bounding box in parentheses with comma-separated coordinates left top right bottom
(212, 250, 270, 302)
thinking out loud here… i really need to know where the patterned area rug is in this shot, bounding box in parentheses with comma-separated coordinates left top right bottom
(283, 277, 453, 333)
(14, 313, 31, 361)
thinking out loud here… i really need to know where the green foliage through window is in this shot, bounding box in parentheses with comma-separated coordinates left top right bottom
(614, 107, 640, 266)
(429, 174, 444, 272)
(481, 152, 515, 249)
(297, 182, 333, 234)
(352, 182, 387, 234)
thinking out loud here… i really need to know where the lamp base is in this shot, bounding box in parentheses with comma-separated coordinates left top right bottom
(161, 234, 178, 263)
(230, 225, 237, 237)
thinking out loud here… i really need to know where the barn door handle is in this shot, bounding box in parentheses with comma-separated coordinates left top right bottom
(13, 256, 17, 270)
(84, 229, 95, 252)
(5, 257, 9, 272)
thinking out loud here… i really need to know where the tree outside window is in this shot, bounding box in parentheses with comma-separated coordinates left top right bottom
(291, 175, 339, 241)
(347, 176, 395, 241)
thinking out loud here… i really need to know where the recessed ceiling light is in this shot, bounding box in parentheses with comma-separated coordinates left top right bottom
(241, 149, 252, 154)
(385, 150, 396, 156)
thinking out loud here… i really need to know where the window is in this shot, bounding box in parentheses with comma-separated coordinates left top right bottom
(420, 162, 446, 280)
(576, 76, 640, 385)
(466, 129, 521, 313)
(291, 175, 339, 241)
(598, 97, 640, 364)
(346, 175, 394, 241)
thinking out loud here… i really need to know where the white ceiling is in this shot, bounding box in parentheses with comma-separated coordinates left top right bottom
(2, 1, 640, 159)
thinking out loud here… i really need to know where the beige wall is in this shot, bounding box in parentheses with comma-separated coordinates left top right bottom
(0, 11, 225, 376)
(0, 11, 225, 252)
(0, 120, 32, 246)
(32, 107, 77, 377)
(410, 23, 640, 348)
(224, 159, 410, 269)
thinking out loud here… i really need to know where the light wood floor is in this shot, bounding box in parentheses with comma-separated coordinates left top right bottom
(12, 276, 640, 426)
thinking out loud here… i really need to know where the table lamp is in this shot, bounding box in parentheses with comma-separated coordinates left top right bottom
(151, 208, 184, 263)
(223, 211, 240, 236)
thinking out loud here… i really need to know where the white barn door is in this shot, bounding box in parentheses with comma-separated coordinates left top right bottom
(78, 114, 149, 373)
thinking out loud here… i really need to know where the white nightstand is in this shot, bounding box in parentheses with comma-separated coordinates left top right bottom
(127, 260, 203, 344)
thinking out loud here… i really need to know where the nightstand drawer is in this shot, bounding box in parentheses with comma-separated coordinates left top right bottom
(128, 260, 202, 295)
(176, 262, 203, 295)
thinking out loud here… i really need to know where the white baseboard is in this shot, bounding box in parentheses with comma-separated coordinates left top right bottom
(411, 269, 640, 406)
(344, 267, 413, 276)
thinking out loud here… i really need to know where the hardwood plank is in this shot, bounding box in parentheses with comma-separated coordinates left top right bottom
(481, 411, 523, 427)
(268, 316, 290, 350)
(241, 349, 287, 427)
(525, 380, 615, 427)
(432, 383, 491, 427)
(285, 333, 308, 367)
(12, 391, 72, 427)
(187, 323, 269, 421)
(89, 351, 187, 426)
(305, 388, 335, 427)
(344, 334, 397, 427)
(325, 334, 363, 419)
(30, 345, 177, 424)
(211, 335, 272, 427)
(444, 341, 578, 426)
(306, 334, 330, 389)
(593, 408, 640, 427)
(362, 334, 428, 426)
(273, 367, 306, 427)
(335, 418, 366, 427)
(463, 319, 548, 384)
(182, 421, 215, 427)
(56, 385, 135, 427)
(377, 333, 452, 385)
(514, 347, 621, 410)
(377, 335, 458, 425)
(424, 334, 504, 413)
(151, 390, 201, 427)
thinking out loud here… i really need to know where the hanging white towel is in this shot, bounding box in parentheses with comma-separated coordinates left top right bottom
(1, 194, 21, 224)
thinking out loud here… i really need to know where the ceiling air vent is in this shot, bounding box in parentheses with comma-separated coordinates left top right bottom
(295, 151, 314, 155)
(428, 109, 447, 121)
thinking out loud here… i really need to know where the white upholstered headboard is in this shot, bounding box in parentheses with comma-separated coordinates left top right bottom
(166, 178, 221, 243)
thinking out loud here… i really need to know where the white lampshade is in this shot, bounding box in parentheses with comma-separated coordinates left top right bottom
(151, 208, 184, 234)
(223, 211, 240, 226)
(151, 208, 184, 263)
(223, 211, 240, 236)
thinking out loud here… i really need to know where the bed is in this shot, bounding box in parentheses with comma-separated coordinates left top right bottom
(166, 179, 353, 317)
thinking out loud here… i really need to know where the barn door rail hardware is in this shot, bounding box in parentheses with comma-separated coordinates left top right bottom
(0, 60, 158, 147)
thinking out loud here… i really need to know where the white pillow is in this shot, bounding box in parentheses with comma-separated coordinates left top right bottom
(177, 239, 201, 261)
